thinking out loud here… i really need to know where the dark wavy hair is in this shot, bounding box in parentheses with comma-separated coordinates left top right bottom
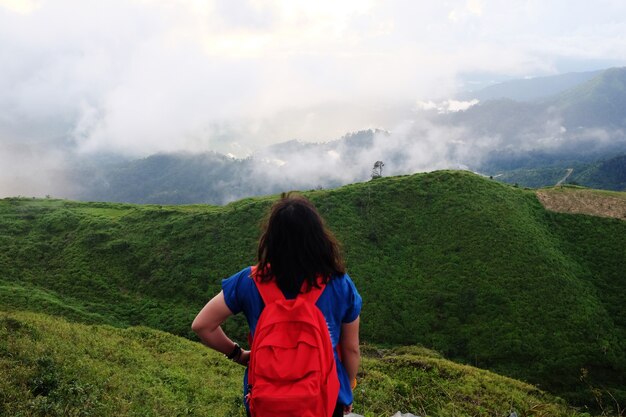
(257, 193, 345, 294)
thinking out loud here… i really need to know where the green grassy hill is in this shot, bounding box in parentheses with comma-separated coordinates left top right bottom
(0, 310, 589, 417)
(1, 170, 625, 409)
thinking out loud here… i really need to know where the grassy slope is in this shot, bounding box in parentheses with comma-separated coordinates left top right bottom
(0, 310, 587, 417)
(1, 170, 625, 408)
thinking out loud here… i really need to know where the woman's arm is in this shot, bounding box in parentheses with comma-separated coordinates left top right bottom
(340, 316, 360, 383)
(191, 290, 249, 365)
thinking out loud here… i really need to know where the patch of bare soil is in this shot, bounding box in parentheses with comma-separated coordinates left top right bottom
(536, 188, 626, 220)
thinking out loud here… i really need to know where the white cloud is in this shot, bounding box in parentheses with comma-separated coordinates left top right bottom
(0, 0, 41, 14)
(448, 0, 484, 22)
(466, 0, 484, 16)
(416, 99, 479, 114)
(0, 140, 72, 198)
(2, 0, 626, 197)
(247, 118, 486, 195)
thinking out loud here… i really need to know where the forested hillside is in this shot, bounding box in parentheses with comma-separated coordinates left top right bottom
(492, 154, 626, 190)
(1, 170, 625, 409)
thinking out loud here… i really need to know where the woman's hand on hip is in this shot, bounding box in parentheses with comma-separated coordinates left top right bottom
(237, 350, 250, 366)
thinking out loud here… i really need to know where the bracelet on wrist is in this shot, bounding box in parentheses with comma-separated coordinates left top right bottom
(226, 343, 242, 360)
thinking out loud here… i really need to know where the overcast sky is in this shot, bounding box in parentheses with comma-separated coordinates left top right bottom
(1, 0, 626, 160)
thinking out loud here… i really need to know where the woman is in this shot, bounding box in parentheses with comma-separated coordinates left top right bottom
(192, 193, 362, 416)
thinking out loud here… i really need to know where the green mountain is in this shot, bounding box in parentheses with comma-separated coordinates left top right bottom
(1, 170, 625, 410)
(459, 69, 602, 102)
(573, 155, 626, 190)
(492, 154, 626, 191)
(463, 66, 626, 131)
(551, 67, 626, 128)
(456, 67, 626, 173)
(70, 131, 380, 205)
(75, 152, 254, 205)
(0, 311, 585, 417)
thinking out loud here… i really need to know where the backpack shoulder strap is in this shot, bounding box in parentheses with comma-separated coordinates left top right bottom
(250, 265, 285, 305)
(299, 278, 326, 304)
(250, 265, 327, 305)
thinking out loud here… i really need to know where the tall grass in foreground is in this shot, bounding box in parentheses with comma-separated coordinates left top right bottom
(1, 311, 592, 417)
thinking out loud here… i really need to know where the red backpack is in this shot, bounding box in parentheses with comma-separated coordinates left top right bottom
(247, 266, 340, 417)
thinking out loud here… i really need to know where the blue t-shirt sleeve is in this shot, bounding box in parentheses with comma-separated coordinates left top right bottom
(342, 273, 362, 323)
(221, 267, 252, 315)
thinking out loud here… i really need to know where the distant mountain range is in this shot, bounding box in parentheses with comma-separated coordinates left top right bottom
(66, 67, 626, 205)
(458, 69, 603, 102)
(494, 154, 626, 189)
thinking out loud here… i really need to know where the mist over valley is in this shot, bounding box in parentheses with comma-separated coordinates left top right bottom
(43, 67, 626, 204)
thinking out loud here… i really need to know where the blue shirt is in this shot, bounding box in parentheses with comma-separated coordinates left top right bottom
(222, 266, 362, 406)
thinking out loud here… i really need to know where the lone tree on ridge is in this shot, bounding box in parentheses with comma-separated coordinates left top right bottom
(371, 161, 385, 179)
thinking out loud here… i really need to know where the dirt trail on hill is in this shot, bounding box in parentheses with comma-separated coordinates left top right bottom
(537, 188, 626, 220)
(555, 168, 573, 186)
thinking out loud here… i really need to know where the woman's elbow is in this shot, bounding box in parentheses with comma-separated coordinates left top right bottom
(191, 317, 205, 334)
(192, 292, 231, 335)
(340, 342, 360, 357)
(344, 344, 360, 356)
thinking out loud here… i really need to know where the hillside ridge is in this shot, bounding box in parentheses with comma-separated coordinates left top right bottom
(1, 170, 625, 410)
